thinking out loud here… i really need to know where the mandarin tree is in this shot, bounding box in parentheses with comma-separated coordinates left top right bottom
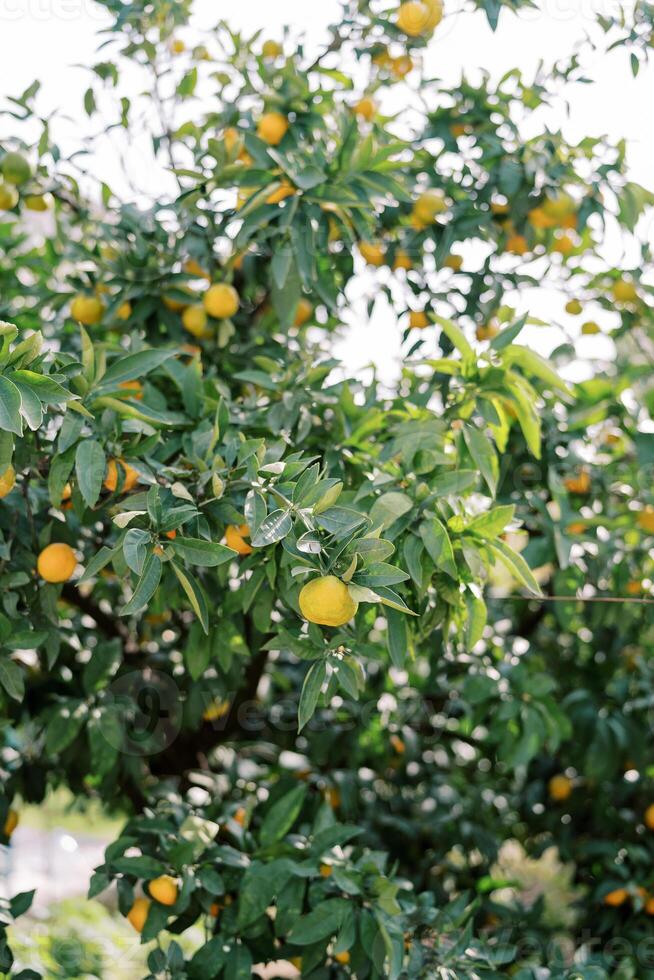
(0, 0, 653, 977)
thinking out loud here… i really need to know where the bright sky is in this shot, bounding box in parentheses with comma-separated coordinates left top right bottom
(1, 1, 652, 383)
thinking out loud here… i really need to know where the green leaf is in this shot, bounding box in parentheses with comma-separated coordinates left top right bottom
(298, 660, 326, 732)
(315, 506, 367, 539)
(369, 492, 413, 530)
(489, 538, 543, 596)
(188, 938, 227, 977)
(123, 528, 150, 575)
(0, 658, 24, 701)
(250, 509, 293, 548)
(288, 898, 348, 945)
(75, 439, 106, 508)
(502, 345, 570, 395)
(419, 518, 456, 578)
(120, 552, 162, 616)
(94, 350, 174, 392)
(431, 469, 478, 496)
(433, 314, 474, 361)
(353, 563, 409, 587)
(466, 505, 515, 539)
(463, 425, 498, 495)
(0, 376, 23, 435)
(77, 546, 116, 584)
(171, 536, 236, 567)
(10, 370, 74, 404)
(465, 594, 487, 649)
(386, 607, 409, 668)
(171, 562, 209, 632)
(260, 785, 307, 847)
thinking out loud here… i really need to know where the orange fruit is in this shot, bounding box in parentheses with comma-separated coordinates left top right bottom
(393, 250, 413, 271)
(476, 322, 499, 341)
(104, 458, 139, 494)
(638, 507, 654, 534)
(359, 242, 385, 266)
(412, 190, 446, 225)
(604, 888, 629, 908)
(552, 234, 575, 255)
(396, 1, 430, 36)
(184, 259, 210, 279)
(225, 524, 253, 555)
(119, 380, 143, 400)
(444, 254, 463, 271)
(299, 576, 358, 627)
(37, 543, 77, 583)
(257, 112, 289, 145)
(182, 304, 211, 338)
(644, 804, 654, 830)
(528, 207, 557, 230)
(390, 734, 406, 754)
(148, 875, 179, 907)
(294, 298, 313, 326)
(266, 181, 296, 204)
(320, 863, 333, 878)
(204, 284, 239, 319)
(127, 897, 151, 932)
(70, 295, 104, 326)
(3, 809, 18, 837)
(0, 465, 16, 498)
(334, 951, 351, 965)
(548, 774, 572, 802)
(506, 234, 528, 256)
(564, 470, 591, 495)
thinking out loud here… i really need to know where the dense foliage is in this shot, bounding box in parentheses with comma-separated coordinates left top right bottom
(1, 0, 654, 976)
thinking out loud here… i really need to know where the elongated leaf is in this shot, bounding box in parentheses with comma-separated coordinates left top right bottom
(433, 314, 474, 361)
(288, 898, 348, 945)
(489, 538, 543, 596)
(386, 607, 409, 667)
(420, 518, 456, 578)
(502, 345, 571, 394)
(77, 545, 116, 583)
(0, 658, 24, 700)
(123, 528, 150, 575)
(13, 380, 42, 431)
(260, 784, 307, 847)
(431, 469, 478, 497)
(369, 492, 412, 530)
(95, 349, 174, 391)
(172, 536, 236, 566)
(171, 562, 209, 632)
(298, 659, 327, 732)
(75, 439, 106, 508)
(250, 508, 293, 548)
(466, 594, 487, 649)
(315, 506, 367, 539)
(11, 370, 74, 404)
(467, 505, 515, 539)
(120, 552, 162, 616)
(463, 425, 498, 495)
(353, 562, 409, 587)
(0, 376, 23, 435)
